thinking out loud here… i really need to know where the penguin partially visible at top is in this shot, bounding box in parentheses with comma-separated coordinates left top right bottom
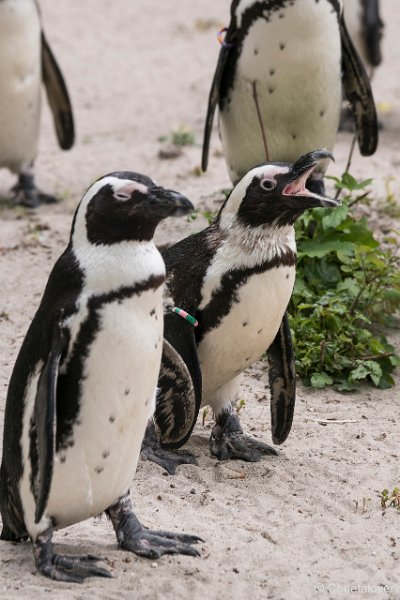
(202, 0, 378, 192)
(343, 0, 383, 73)
(141, 150, 341, 473)
(0, 172, 200, 582)
(0, 0, 74, 207)
(340, 1, 383, 131)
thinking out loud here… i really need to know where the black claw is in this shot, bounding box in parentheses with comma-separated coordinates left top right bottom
(53, 555, 112, 579)
(155, 530, 204, 544)
(107, 493, 203, 559)
(210, 410, 278, 462)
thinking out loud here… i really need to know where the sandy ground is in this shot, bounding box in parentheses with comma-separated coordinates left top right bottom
(1, 1, 400, 599)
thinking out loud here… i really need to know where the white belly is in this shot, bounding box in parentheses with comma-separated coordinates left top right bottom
(220, 0, 342, 181)
(0, 0, 41, 173)
(20, 289, 164, 538)
(199, 265, 295, 405)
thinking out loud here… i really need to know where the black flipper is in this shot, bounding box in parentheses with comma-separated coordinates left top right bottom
(154, 313, 202, 450)
(41, 32, 75, 150)
(34, 321, 67, 524)
(340, 11, 378, 156)
(267, 312, 296, 445)
(361, 0, 383, 67)
(201, 26, 235, 172)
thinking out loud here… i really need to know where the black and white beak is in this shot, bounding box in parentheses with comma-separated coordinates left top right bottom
(282, 149, 340, 207)
(146, 186, 194, 219)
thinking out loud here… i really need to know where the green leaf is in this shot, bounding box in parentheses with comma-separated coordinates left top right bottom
(335, 379, 360, 392)
(378, 374, 395, 390)
(349, 361, 383, 386)
(299, 239, 354, 258)
(310, 372, 333, 388)
(321, 204, 349, 230)
(304, 259, 342, 287)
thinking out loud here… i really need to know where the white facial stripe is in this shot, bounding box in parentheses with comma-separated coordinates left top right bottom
(220, 163, 290, 230)
(115, 181, 148, 198)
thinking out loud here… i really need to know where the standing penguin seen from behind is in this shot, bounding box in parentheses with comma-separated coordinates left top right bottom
(0, 172, 201, 582)
(141, 149, 341, 475)
(0, 0, 74, 207)
(202, 0, 378, 192)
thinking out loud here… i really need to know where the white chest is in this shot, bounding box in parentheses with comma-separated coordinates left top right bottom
(20, 286, 164, 538)
(49, 290, 163, 525)
(199, 264, 295, 402)
(220, 0, 342, 180)
(0, 0, 42, 171)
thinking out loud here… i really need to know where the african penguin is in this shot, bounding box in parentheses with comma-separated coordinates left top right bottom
(202, 0, 378, 192)
(340, 1, 383, 131)
(142, 149, 341, 473)
(0, 172, 200, 582)
(0, 0, 74, 207)
(343, 0, 383, 72)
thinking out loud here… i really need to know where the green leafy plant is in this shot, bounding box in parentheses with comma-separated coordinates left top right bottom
(289, 173, 400, 391)
(377, 487, 400, 511)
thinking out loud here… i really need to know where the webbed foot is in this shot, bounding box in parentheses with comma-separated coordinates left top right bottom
(11, 173, 57, 208)
(107, 493, 203, 558)
(141, 421, 197, 475)
(210, 409, 278, 462)
(33, 529, 112, 583)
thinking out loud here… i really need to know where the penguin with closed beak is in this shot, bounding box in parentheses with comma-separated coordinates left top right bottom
(202, 0, 378, 192)
(0, 172, 201, 582)
(141, 150, 341, 473)
(0, 0, 74, 207)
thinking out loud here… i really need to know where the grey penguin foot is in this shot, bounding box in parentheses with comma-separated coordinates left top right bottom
(140, 421, 197, 475)
(33, 528, 112, 583)
(11, 173, 57, 208)
(210, 410, 278, 462)
(107, 493, 203, 558)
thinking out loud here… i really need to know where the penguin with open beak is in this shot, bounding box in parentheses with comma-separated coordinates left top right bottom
(141, 150, 341, 473)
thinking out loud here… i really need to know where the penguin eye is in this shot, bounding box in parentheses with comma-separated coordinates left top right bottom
(113, 191, 131, 201)
(260, 179, 276, 191)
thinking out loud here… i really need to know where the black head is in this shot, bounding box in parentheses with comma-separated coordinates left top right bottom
(71, 171, 193, 245)
(219, 149, 340, 230)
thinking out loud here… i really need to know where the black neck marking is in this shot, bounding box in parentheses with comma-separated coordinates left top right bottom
(196, 247, 296, 343)
(54, 273, 165, 451)
(163, 225, 222, 313)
